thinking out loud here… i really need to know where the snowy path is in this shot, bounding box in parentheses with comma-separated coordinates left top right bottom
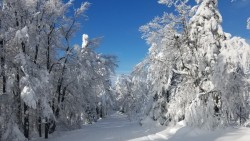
(35, 112, 250, 141)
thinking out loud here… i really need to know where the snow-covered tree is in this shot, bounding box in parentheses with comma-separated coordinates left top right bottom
(57, 35, 116, 126)
(184, 0, 226, 129)
(0, 0, 116, 140)
(138, 0, 192, 125)
(212, 36, 250, 126)
(133, 0, 250, 130)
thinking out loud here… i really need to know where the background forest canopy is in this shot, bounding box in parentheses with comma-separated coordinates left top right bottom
(0, 0, 249, 141)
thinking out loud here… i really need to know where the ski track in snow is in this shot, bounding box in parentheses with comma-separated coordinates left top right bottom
(34, 112, 250, 141)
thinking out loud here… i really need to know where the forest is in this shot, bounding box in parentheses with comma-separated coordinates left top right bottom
(0, 0, 250, 141)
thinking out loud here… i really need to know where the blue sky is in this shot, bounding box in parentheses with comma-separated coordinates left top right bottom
(70, 0, 250, 74)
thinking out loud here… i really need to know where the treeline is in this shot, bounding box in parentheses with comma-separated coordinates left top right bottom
(0, 0, 116, 140)
(115, 0, 250, 130)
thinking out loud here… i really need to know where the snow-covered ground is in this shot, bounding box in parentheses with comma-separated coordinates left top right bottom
(34, 112, 250, 141)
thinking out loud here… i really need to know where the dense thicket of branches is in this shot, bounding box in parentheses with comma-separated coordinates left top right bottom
(0, 0, 116, 140)
(115, 0, 250, 130)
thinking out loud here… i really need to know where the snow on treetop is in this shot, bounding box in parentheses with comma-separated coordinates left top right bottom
(158, 0, 189, 6)
(196, 0, 218, 4)
(82, 34, 89, 48)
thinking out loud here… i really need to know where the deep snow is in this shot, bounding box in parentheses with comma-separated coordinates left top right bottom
(34, 112, 250, 141)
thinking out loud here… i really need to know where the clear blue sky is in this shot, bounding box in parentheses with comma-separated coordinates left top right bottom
(70, 0, 250, 74)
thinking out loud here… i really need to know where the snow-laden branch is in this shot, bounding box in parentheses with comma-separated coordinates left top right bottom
(197, 90, 217, 98)
(172, 68, 189, 75)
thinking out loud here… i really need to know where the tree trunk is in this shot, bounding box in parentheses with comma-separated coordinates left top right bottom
(14, 68, 22, 128)
(38, 116, 42, 137)
(23, 103, 29, 139)
(37, 100, 42, 137)
(21, 42, 25, 53)
(21, 41, 29, 139)
(45, 117, 49, 139)
(0, 40, 6, 94)
(46, 27, 58, 134)
(240, 107, 242, 125)
(55, 82, 62, 118)
(47, 36, 50, 70)
(0, 39, 4, 141)
(34, 45, 39, 64)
